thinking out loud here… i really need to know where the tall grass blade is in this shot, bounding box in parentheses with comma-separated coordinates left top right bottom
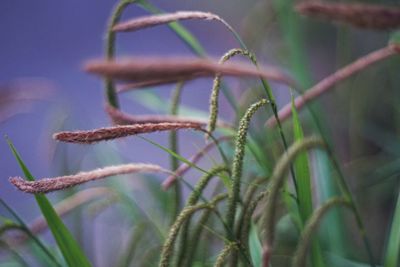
(249, 223, 262, 267)
(384, 189, 400, 267)
(292, 95, 312, 222)
(291, 96, 324, 267)
(7, 139, 92, 267)
(314, 151, 347, 256)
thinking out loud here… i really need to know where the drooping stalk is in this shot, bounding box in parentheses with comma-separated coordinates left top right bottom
(159, 194, 227, 267)
(176, 166, 230, 266)
(231, 178, 265, 265)
(226, 99, 268, 237)
(214, 242, 238, 267)
(292, 198, 351, 267)
(208, 48, 257, 134)
(261, 137, 325, 267)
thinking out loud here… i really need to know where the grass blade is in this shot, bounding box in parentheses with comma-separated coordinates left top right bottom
(291, 96, 324, 267)
(7, 138, 92, 267)
(384, 189, 400, 267)
(314, 150, 347, 256)
(249, 223, 262, 267)
(292, 95, 312, 222)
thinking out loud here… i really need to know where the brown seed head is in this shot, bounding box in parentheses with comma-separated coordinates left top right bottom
(296, 1, 400, 30)
(9, 163, 168, 194)
(113, 11, 225, 32)
(53, 122, 203, 144)
(84, 57, 295, 88)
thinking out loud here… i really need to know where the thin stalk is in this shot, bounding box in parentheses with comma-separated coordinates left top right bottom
(169, 82, 185, 222)
(105, 0, 138, 108)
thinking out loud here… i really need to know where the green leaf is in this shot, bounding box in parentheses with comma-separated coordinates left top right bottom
(384, 189, 400, 267)
(7, 139, 92, 267)
(314, 150, 347, 256)
(291, 94, 312, 224)
(249, 223, 262, 267)
(291, 96, 324, 267)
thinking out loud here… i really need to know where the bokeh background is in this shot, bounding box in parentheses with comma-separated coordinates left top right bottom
(1, 0, 400, 266)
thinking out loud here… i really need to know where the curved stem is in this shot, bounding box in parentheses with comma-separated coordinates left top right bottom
(261, 137, 325, 267)
(159, 195, 226, 267)
(176, 166, 229, 266)
(105, 0, 138, 108)
(208, 48, 257, 134)
(230, 178, 265, 265)
(292, 197, 351, 267)
(214, 242, 238, 267)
